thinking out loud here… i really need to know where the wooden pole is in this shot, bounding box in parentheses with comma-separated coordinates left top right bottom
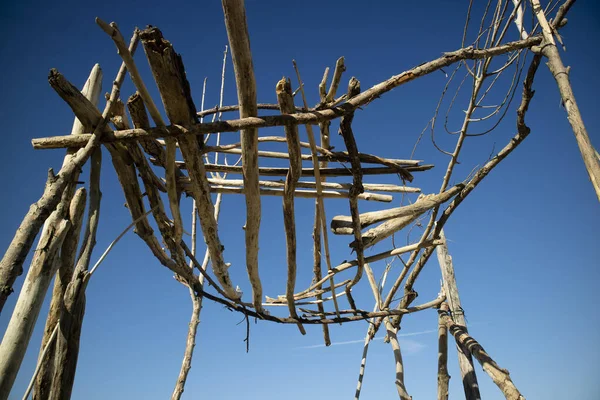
(439, 304, 524, 400)
(222, 0, 264, 311)
(34, 64, 102, 400)
(437, 303, 450, 400)
(436, 230, 480, 400)
(530, 0, 600, 201)
(0, 215, 71, 400)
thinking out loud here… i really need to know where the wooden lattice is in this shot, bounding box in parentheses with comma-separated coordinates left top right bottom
(0, 1, 596, 399)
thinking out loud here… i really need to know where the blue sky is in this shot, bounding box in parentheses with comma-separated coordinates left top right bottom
(1, 1, 599, 399)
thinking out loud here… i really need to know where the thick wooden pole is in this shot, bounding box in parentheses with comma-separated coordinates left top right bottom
(436, 230, 481, 400)
(222, 0, 263, 311)
(437, 305, 450, 400)
(530, 0, 600, 201)
(0, 215, 72, 399)
(34, 64, 102, 400)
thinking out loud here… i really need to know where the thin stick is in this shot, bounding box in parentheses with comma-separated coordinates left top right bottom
(22, 321, 60, 400)
(182, 184, 393, 202)
(277, 77, 306, 334)
(88, 207, 157, 276)
(384, 318, 411, 400)
(173, 162, 431, 177)
(292, 60, 342, 321)
(197, 177, 416, 194)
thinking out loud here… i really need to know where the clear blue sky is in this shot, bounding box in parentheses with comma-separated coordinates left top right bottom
(1, 1, 599, 399)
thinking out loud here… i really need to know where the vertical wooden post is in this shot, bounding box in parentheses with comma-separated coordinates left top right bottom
(34, 64, 102, 400)
(437, 303, 450, 400)
(436, 229, 481, 400)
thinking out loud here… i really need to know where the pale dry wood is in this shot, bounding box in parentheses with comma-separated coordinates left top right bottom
(325, 57, 346, 103)
(384, 318, 412, 400)
(275, 239, 442, 303)
(171, 293, 200, 400)
(139, 26, 239, 300)
(35, 64, 102, 400)
(139, 26, 191, 255)
(222, 0, 263, 311)
(127, 96, 184, 266)
(32, 34, 548, 149)
(339, 77, 365, 290)
(33, 189, 87, 400)
(197, 103, 304, 118)
(277, 77, 305, 333)
(181, 184, 393, 202)
(49, 120, 104, 400)
(292, 60, 342, 321)
(352, 213, 420, 249)
(315, 65, 332, 345)
(439, 304, 524, 400)
(0, 31, 137, 396)
(197, 177, 415, 194)
(173, 162, 431, 177)
(23, 320, 60, 400)
(331, 184, 463, 233)
(437, 305, 450, 400)
(0, 62, 127, 312)
(437, 230, 480, 400)
(201, 145, 422, 169)
(126, 92, 168, 171)
(0, 217, 71, 399)
(531, 0, 600, 201)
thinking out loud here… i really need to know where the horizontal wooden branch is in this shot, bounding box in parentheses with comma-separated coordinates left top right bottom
(32, 34, 544, 149)
(172, 162, 431, 178)
(201, 177, 419, 193)
(178, 180, 393, 202)
(197, 103, 304, 118)
(200, 146, 421, 168)
(331, 184, 463, 233)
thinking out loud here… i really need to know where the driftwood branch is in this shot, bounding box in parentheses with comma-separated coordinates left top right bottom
(34, 63, 102, 400)
(331, 184, 463, 233)
(178, 180, 393, 202)
(531, 0, 600, 201)
(437, 230, 480, 400)
(223, 0, 263, 312)
(32, 34, 547, 149)
(384, 318, 412, 400)
(437, 303, 450, 400)
(139, 26, 239, 300)
(196, 177, 412, 194)
(277, 77, 305, 333)
(292, 60, 343, 321)
(172, 162, 431, 177)
(439, 303, 524, 400)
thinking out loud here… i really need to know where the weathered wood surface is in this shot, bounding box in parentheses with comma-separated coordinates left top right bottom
(437, 231, 480, 400)
(277, 77, 305, 333)
(439, 304, 524, 400)
(223, 0, 263, 311)
(32, 33, 547, 149)
(140, 26, 239, 300)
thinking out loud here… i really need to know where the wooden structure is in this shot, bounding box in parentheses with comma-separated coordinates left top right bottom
(0, 1, 596, 399)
